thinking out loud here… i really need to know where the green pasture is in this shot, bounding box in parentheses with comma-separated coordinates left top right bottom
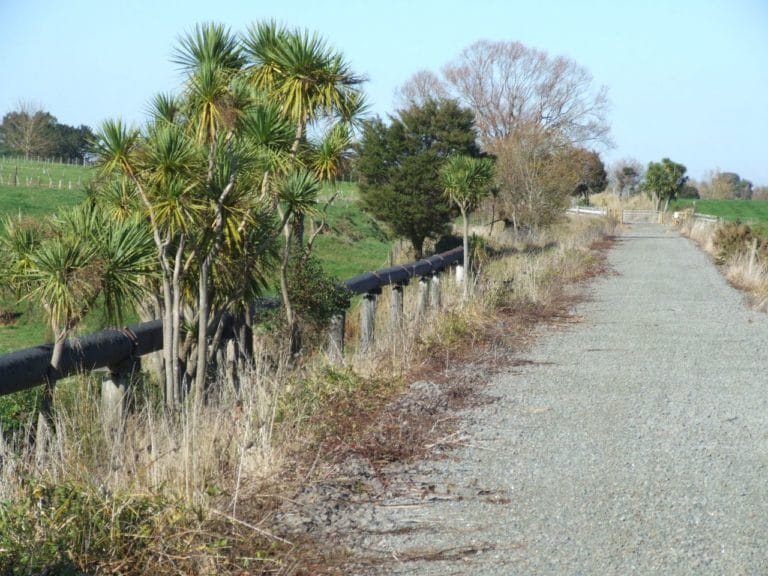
(674, 198, 768, 234)
(0, 156, 91, 216)
(0, 184, 87, 217)
(0, 155, 93, 189)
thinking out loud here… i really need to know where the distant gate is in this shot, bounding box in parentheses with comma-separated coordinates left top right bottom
(622, 209, 661, 224)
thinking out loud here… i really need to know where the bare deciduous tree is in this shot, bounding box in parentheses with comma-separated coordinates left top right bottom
(610, 158, 644, 197)
(0, 101, 56, 159)
(394, 69, 451, 109)
(442, 40, 610, 148)
(490, 122, 579, 233)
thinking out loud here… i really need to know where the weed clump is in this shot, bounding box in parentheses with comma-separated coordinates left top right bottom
(0, 480, 229, 575)
(712, 221, 767, 264)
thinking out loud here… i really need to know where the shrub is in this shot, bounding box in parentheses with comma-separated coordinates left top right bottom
(287, 251, 350, 333)
(712, 221, 767, 264)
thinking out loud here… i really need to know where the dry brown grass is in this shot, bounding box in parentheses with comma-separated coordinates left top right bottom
(0, 349, 294, 575)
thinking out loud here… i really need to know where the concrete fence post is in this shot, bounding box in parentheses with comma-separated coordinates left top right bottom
(327, 311, 346, 364)
(390, 282, 405, 332)
(416, 275, 430, 320)
(101, 357, 140, 430)
(360, 291, 379, 354)
(430, 272, 441, 310)
(455, 264, 464, 285)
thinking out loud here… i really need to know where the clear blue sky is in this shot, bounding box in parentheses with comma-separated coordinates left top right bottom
(2, 0, 767, 184)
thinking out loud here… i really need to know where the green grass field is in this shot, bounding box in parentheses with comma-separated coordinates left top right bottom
(313, 183, 393, 279)
(0, 185, 87, 217)
(673, 198, 768, 235)
(0, 155, 93, 189)
(0, 156, 91, 217)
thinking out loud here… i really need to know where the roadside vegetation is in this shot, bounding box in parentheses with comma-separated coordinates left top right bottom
(0, 213, 617, 575)
(679, 217, 768, 310)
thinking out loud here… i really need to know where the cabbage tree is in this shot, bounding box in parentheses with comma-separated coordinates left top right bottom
(441, 155, 495, 299)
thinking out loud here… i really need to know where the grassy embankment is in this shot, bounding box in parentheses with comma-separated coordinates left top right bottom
(0, 210, 617, 574)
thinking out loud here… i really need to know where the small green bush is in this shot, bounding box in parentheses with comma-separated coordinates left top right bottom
(288, 250, 350, 332)
(0, 389, 40, 434)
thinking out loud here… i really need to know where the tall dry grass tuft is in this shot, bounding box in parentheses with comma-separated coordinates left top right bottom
(40, 346, 286, 504)
(724, 250, 768, 307)
(0, 344, 290, 574)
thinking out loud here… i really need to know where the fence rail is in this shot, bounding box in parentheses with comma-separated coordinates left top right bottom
(343, 246, 463, 293)
(0, 321, 163, 396)
(692, 213, 720, 224)
(0, 248, 464, 397)
(566, 206, 607, 216)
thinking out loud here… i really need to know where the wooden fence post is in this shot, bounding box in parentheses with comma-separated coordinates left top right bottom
(359, 290, 379, 354)
(327, 311, 346, 364)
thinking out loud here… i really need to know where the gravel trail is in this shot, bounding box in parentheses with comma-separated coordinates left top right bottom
(349, 224, 768, 575)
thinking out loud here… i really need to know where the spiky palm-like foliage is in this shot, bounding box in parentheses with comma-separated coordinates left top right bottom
(441, 154, 495, 299)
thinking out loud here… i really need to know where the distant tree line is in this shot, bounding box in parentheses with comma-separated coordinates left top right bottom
(608, 158, 767, 205)
(0, 102, 95, 162)
(697, 170, 753, 200)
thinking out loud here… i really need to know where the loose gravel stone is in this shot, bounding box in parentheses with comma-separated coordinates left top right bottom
(336, 224, 768, 575)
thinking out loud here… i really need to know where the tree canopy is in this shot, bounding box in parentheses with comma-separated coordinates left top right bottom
(610, 159, 644, 197)
(698, 170, 753, 200)
(88, 21, 364, 403)
(356, 98, 481, 258)
(570, 149, 607, 204)
(643, 158, 688, 211)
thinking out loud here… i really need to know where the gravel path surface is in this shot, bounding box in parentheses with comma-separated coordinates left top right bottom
(348, 224, 768, 575)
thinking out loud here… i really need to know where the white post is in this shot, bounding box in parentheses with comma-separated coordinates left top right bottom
(416, 276, 430, 319)
(430, 273, 441, 310)
(455, 264, 465, 284)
